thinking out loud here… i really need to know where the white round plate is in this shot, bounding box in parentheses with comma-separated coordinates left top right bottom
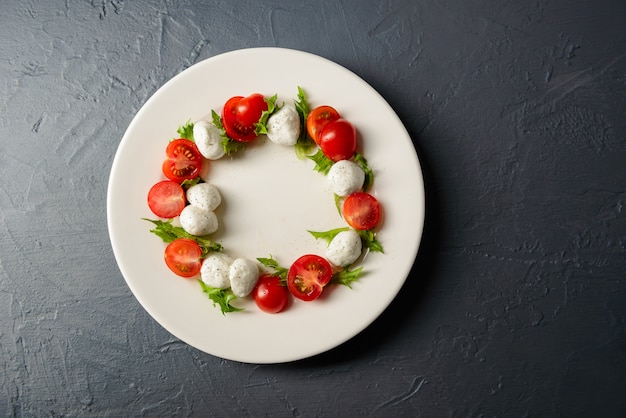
(107, 47, 424, 364)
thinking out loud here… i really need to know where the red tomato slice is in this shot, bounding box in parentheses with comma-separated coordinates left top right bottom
(164, 238, 203, 278)
(318, 118, 357, 162)
(306, 105, 340, 144)
(221, 93, 268, 142)
(162, 139, 203, 183)
(287, 254, 333, 301)
(342, 192, 381, 230)
(147, 180, 186, 218)
(253, 274, 289, 313)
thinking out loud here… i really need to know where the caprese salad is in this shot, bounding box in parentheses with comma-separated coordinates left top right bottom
(143, 87, 383, 314)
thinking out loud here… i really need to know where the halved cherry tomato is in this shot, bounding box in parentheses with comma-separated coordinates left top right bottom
(162, 139, 203, 183)
(147, 180, 186, 218)
(221, 93, 268, 142)
(318, 118, 357, 162)
(253, 274, 289, 313)
(164, 238, 203, 278)
(342, 192, 381, 230)
(306, 105, 340, 144)
(287, 254, 333, 301)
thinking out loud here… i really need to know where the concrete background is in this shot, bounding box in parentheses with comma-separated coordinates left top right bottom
(1, 0, 625, 416)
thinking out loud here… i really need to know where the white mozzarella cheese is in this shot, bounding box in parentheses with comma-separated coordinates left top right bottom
(326, 229, 362, 267)
(186, 183, 221, 212)
(193, 120, 226, 160)
(229, 258, 260, 297)
(266, 103, 300, 146)
(200, 252, 234, 289)
(179, 205, 218, 236)
(327, 160, 365, 196)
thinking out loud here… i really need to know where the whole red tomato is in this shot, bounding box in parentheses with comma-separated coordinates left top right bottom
(221, 93, 268, 142)
(253, 274, 289, 313)
(306, 105, 340, 144)
(318, 118, 357, 162)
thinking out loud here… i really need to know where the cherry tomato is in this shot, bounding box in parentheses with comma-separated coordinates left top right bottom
(221, 93, 268, 142)
(253, 274, 289, 313)
(318, 118, 357, 162)
(287, 254, 333, 301)
(162, 139, 203, 183)
(306, 105, 340, 144)
(342, 192, 381, 230)
(164, 238, 203, 278)
(147, 180, 186, 218)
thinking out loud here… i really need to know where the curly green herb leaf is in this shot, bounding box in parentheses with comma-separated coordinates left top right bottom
(211, 110, 246, 156)
(332, 266, 364, 288)
(254, 94, 279, 135)
(307, 149, 334, 175)
(177, 119, 195, 141)
(354, 152, 374, 191)
(358, 229, 384, 253)
(143, 218, 222, 255)
(257, 255, 289, 283)
(295, 133, 316, 159)
(180, 177, 201, 190)
(198, 280, 242, 314)
(294, 86, 311, 118)
(293, 86, 316, 159)
(334, 193, 343, 215)
(308, 227, 350, 245)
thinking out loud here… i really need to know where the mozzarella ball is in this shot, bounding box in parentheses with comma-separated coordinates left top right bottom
(200, 252, 234, 289)
(179, 205, 218, 236)
(193, 120, 225, 160)
(229, 258, 259, 297)
(326, 229, 363, 267)
(186, 183, 221, 212)
(266, 103, 300, 146)
(327, 160, 365, 196)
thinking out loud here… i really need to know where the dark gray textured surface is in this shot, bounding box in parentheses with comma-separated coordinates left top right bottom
(1, 0, 625, 416)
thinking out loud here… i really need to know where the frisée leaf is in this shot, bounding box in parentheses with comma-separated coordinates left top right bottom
(198, 280, 242, 314)
(143, 218, 222, 255)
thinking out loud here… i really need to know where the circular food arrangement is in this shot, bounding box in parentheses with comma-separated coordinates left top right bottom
(144, 88, 384, 314)
(107, 47, 425, 363)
